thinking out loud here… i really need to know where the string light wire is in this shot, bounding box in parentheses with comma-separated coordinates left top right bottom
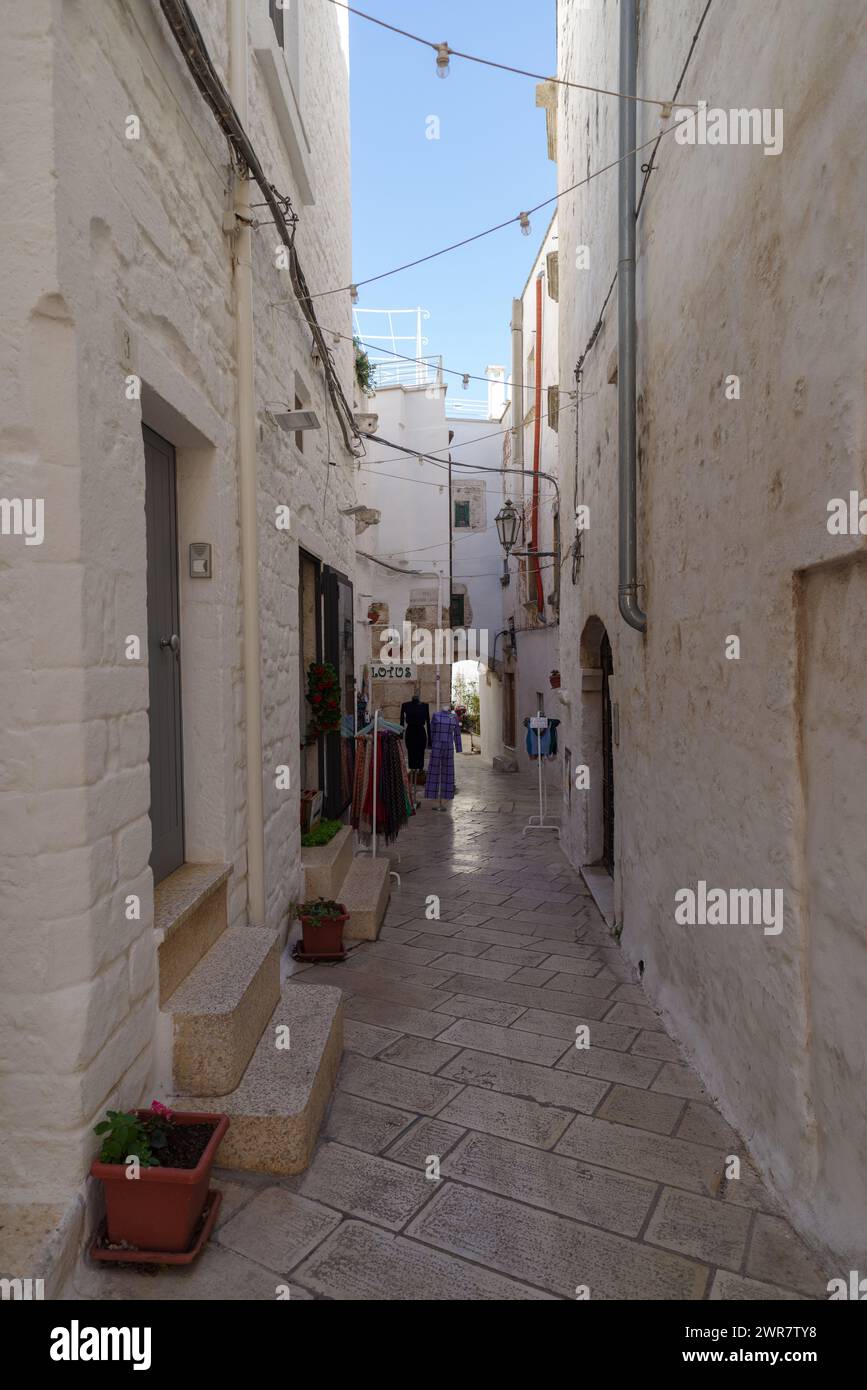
(325, 0, 695, 111)
(301, 122, 685, 302)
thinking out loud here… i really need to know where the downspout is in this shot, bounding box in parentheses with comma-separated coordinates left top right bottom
(618, 0, 647, 632)
(531, 273, 545, 614)
(510, 296, 526, 607)
(229, 0, 266, 924)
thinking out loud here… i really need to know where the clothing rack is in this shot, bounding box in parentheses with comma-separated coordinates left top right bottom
(523, 710, 560, 838)
(355, 709, 402, 884)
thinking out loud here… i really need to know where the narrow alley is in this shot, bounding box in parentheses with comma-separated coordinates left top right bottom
(3, 0, 864, 1348)
(72, 756, 829, 1302)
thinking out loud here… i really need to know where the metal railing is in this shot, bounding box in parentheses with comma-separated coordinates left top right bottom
(446, 398, 491, 420)
(370, 355, 443, 389)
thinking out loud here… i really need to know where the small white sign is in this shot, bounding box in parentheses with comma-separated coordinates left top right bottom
(530, 716, 549, 730)
(371, 662, 416, 680)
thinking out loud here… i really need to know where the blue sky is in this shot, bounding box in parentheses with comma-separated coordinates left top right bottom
(347, 0, 557, 396)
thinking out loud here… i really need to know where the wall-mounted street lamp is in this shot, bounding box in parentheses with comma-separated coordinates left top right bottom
(495, 499, 521, 555)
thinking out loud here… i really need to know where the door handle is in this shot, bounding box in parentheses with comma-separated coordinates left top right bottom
(160, 633, 180, 654)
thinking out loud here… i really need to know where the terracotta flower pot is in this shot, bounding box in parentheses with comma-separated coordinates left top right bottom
(300, 905, 348, 958)
(90, 1111, 229, 1254)
(549, 671, 561, 688)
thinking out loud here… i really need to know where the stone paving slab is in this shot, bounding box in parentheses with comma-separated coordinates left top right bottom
(292, 1219, 557, 1300)
(645, 1187, 753, 1270)
(338, 1054, 464, 1115)
(507, 966, 559, 987)
(435, 1018, 571, 1066)
(631, 1030, 683, 1061)
(377, 1034, 463, 1075)
(406, 1183, 711, 1300)
(652, 1061, 708, 1100)
(293, 1142, 434, 1231)
(342, 995, 457, 1039)
(342, 1018, 402, 1057)
(409, 933, 489, 956)
(438, 973, 614, 1019)
(709, 1271, 807, 1300)
(555, 1114, 724, 1195)
(557, 1043, 663, 1088)
(543, 970, 620, 998)
(597, 1083, 686, 1135)
(482, 944, 556, 968)
(217, 1187, 342, 1272)
(675, 1101, 740, 1149)
(512, 1008, 638, 1050)
(746, 1215, 830, 1296)
(384, 1117, 467, 1168)
(440, 1048, 609, 1114)
(442, 1131, 657, 1237)
(323, 1091, 416, 1154)
(436, 1085, 574, 1150)
(434, 994, 527, 1026)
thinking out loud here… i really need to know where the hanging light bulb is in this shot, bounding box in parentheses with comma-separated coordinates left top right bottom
(519, 212, 532, 237)
(350, 284, 359, 305)
(435, 43, 451, 79)
(462, 374, 470, 390)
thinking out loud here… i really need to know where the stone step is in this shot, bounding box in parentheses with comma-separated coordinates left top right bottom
(302, 824, 354, 901)
(341, 855, 391, 941)
(173, 979, 343, 1175)
(154, 863, 232, 1006)
(163, 924, 281, 1097)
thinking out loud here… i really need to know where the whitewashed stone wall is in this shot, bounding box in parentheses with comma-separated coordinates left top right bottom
(0, 0, 355, 1211)
(556, 0, 866, 1265)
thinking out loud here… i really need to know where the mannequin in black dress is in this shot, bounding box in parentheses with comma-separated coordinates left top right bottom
(400, 694, 431, 807)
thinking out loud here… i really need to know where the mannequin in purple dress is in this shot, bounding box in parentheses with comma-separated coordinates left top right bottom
(425, 706, 462, 809)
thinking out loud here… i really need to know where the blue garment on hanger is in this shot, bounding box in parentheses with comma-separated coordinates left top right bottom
(524, 717, 560, 758)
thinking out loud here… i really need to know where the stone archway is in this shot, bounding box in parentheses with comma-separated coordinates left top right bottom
(579, 616, 614, 873)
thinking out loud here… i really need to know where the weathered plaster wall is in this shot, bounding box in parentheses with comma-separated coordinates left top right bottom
(556, 0, 866, 1263)
(356, 383, 452, 719)
(0, 0, 355, 1208)
(487, 216, 562, 772)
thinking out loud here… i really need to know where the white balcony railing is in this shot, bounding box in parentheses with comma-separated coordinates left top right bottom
(370, 355, 443, 389)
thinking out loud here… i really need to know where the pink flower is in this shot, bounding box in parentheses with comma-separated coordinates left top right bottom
(150, 1100, 173, 1120)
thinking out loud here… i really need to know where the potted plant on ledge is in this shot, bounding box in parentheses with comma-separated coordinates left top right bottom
(549, 669, 561, 689)
(89, 1101, 229, 1265)
(296, 897, 349, 962)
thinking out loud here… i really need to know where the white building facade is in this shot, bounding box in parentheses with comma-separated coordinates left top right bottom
(555, 0, 867, 1267)
(480, 215, 562, 772)
(1, 0, 357, 1289)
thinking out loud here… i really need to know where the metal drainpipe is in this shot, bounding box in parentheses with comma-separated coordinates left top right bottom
(618, 0, 647, 632)
(229, 0, 266, 924)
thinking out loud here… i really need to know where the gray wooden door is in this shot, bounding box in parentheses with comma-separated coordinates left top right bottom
(143, 425, 185, 883)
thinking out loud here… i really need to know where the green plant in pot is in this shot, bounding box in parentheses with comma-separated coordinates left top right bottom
(299, 897, 349, 958)
(90, 1100, 229, 1258)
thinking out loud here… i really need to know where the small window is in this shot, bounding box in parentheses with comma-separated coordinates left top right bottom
(269, 0, 284, 47)
(450, 594, 465, 628)
(454, 500, 470, 528)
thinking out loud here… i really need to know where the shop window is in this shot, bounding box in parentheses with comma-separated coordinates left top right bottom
(454, 500, 470, 528)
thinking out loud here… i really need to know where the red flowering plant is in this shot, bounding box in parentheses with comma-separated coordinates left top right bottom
(93, 1100, 175, 1167)
(306, 661, 342, 736)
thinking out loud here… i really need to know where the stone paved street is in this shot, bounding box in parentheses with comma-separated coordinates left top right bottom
(72, 756, 831, 1301)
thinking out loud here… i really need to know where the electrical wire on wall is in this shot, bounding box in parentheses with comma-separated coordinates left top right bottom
(156, 0, 361, 454)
